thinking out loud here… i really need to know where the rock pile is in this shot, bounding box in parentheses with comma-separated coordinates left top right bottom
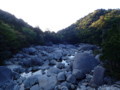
(0, 44, 119, 90)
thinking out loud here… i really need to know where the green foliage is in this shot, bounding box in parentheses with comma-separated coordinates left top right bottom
(58, 24, 80, 44)
(101, 22, 120, 79)
(76, 9, 107, 29)
(0, 21, 20, 63)
(57, 9, 107, 44)
(44, 31, 61, 44)
(22, 27, 36, 44)
(0, 10, 44, 64)
(58, 9, 120, 45)
(33, 27, 44, 45)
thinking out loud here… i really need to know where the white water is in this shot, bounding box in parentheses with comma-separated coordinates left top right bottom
(21, 55, 75, 78)
(21, 72, 32, 78)
(32, 70, 43, 76)
(68, 55, 75, 59)
(6, 65, 21, 70)
(21, 69, 48, 78)
(61, 60, 68, 66)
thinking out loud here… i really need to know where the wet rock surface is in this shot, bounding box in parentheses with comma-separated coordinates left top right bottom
(0, 44, 119, 90)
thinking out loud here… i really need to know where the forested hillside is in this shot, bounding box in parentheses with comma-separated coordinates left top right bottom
(58, 9, 120, 79)
(0, 10, 44, 62)
(58, 9, 120, 45)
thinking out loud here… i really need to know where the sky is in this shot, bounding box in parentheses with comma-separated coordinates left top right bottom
(0, 0, 119, 32)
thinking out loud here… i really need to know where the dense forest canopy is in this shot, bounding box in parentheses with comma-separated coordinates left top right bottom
(57, 9, 120, 45)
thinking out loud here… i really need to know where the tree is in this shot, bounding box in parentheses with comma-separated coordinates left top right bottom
(101, 24, 120, 79)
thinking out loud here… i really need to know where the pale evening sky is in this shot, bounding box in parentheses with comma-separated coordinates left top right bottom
(0, 0, 119, 32)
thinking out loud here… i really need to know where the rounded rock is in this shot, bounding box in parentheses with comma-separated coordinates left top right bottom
(57, 72, 66, 82)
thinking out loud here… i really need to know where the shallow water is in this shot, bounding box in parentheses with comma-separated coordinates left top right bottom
(20, 55, 75, 78)
(21, 69, 48, 78)
(68, 55, 75, 59)
(21, 72, 32, 78)
(6, 65, 21, 70)
(61, 60, 68, 66)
